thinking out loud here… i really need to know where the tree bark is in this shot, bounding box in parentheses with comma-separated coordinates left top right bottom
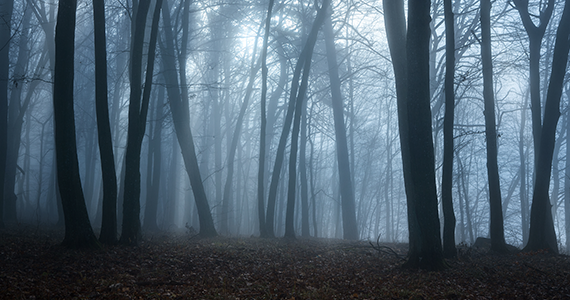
(53, 0, 99, 249)
(524, 0, 570, 254)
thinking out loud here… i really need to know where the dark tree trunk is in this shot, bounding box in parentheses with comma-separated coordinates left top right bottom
(143, 83, 164, 232)
(159, 0, 217, 237)
(121, 0, 162, 245)
(53, 0, 99, 249)
(406, 0, 445, 270)
(441, 0, 457, 258)
(323, 8, 359, 240)
(257, 0, 275, 238)
(524, 0, 570, 254)
(0, 0, 13, 228)
(382, 0, 420, 263)
(481, 0, 509, 254)
(93, 0, 119, 245)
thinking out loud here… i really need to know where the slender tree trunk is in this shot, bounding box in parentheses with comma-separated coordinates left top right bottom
(323, 7, 359, 240)
(53, 0, 99, 248)
(93, 0, 119, 245)
(481, 0, 509, 254)
(524, 0, 570, 254)
(121, 0, 162, 245)
(520, 93, 529, 244)
(383, 0, 420, 262)
(282, 0, 329, 239)
(159, 0, 217, 237)
(257, 0, 275, 238)
(143, 83, 164, 232)
(441, 0, 457, 258)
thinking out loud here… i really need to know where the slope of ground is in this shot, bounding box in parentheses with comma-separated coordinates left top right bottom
(1, 228, 569, 299)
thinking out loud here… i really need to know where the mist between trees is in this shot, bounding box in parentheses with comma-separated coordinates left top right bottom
(1, 0, 569, 262)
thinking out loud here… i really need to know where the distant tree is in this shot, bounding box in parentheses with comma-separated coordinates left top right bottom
(480, 0, 509, 254)
(323, 5, 359, 240)
(0, 0, 13, 229)
(53, 0, 99, 248)
(525, 0, 570, 254)
(93, 0, 119, 245)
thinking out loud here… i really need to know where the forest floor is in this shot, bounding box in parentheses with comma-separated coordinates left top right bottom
(1, 228, 569, 299)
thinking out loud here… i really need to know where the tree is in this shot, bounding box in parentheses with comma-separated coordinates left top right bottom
(513, 0, 555, 167)
(405, 0, 445, 270)
(93, 0, 119, 245)
(323, 6, 359, 240)
(441, 0, 457, 258)
(0, 0, 13, 229)
(524, 0, 570, 254)
(480, 0, 509, 254)
(284, 0, 330, 238)
(120, 0, 162, 245)
(53, 0, 99, 248)
(159, 0, 217, 237)
(257, 0, 275, 238)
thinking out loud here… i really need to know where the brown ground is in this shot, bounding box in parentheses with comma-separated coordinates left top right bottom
(1, 228, 569, 299)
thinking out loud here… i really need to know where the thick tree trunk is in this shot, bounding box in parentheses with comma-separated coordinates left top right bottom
(53, 0, 99, 249)
(323, 8, 359, 240)
(160, 0, 217, 237)
(524, 0, 570, 254)
(481, 0, 509, 254)
(0, 0, 13, 228)
(406, 0, 445, 270)
(441, 0, 457, 258)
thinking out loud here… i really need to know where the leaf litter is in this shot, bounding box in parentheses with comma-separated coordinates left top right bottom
(1, 229, 569, 299)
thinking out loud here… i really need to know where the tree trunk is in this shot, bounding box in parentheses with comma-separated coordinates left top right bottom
(0, 0, 13, 228)
(323, 7, 359, 240)
(382, 0, 420, 263)
(93, 0, 119, 245)
(524, 0, 570, 254)
(481, 0, 509, 254)
(441, 0, 457, 258)
(513, 0, 555, 167)
(53, 0, 99, 249)
(405, 0, 445, 270)
(159, 0, 217, 237)
(121, 0, 162, 245)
